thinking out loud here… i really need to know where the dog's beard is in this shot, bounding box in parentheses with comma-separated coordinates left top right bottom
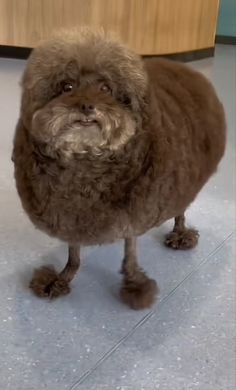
(31, 102, 136, 158)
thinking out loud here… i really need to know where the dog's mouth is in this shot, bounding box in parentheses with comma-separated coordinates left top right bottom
(73, 118, 99, 127)
(70, 116, 102, 132)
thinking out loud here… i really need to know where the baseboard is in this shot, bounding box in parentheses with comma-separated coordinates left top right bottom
(215, 35, 236, 45)
(144, 47, 215, 62)
(0, 44, 215, 62)
(0, 45, 32, 59)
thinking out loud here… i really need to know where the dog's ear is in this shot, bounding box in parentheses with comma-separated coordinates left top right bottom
(130, 70, 149, 115)
(117, 89, 146, 116)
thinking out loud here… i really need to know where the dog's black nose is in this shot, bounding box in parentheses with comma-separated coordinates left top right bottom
(79, 103, 95, 115)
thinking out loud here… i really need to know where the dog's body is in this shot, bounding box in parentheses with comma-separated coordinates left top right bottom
(13, 29, 226, 308)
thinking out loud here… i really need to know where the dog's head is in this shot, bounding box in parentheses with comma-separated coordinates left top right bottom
(20, 28, 148, 157)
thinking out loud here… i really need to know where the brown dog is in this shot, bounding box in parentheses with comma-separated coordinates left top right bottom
(12, 29, 226, 309)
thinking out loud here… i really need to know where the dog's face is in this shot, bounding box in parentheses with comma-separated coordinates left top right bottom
(20, 29, 148, 157)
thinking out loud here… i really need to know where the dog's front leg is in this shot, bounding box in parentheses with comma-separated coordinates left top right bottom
(120, 237, 158, 309)
(30, 244, 80, 298)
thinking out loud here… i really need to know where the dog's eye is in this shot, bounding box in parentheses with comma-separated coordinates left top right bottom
(100, 84, 112, 94)
(61, 82, 74, 93)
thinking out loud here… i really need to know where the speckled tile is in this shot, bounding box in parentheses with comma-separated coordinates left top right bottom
(0, 44, 235, 390)
(70, 234, 236, 390)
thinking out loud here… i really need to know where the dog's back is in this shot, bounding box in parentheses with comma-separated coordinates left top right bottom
(142, 58, 226, 219)
(146, 59, 225, 176)
(145, 58, 226, 169)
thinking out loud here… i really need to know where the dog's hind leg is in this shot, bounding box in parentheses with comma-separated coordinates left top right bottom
(30, 244, 80, 298)
(165, 214, 199, 250)
(120, 237, 158, 310)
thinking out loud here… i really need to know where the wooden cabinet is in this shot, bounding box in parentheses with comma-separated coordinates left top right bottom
(0, 0, 220, 55)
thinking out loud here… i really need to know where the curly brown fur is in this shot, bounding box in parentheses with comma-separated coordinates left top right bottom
(165, 230, 199, 250)
(30, 266, 70, 298)
(29, 244, 80, 298)
(165, 215, 199, 249)
(120, 272, 158, 310)
(13, 28, 226, 309)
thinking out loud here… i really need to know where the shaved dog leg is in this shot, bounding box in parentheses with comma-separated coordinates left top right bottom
(30, 244, 80, 298)
(165, 214, 199, 250)
(120, 237, 158, 310)
(60, 245, 81, 283)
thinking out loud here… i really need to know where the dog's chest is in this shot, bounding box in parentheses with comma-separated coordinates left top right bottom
(17, 149, 170, 243)
(27, 163, 163, 244)
(25, 164, 132, 242)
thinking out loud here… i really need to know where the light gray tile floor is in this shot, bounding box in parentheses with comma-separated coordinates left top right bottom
(0, 44, 235, 390)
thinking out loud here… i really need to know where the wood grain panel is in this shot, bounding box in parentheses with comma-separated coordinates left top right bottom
(0, 0, 219, 54)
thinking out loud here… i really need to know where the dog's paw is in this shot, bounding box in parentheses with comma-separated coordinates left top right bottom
(120, 272, 158, 310)
(30, 266, 70, 299)
(165, 229, 199, 250)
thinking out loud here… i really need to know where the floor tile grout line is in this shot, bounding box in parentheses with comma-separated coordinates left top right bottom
(68, 230, 235, 390)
